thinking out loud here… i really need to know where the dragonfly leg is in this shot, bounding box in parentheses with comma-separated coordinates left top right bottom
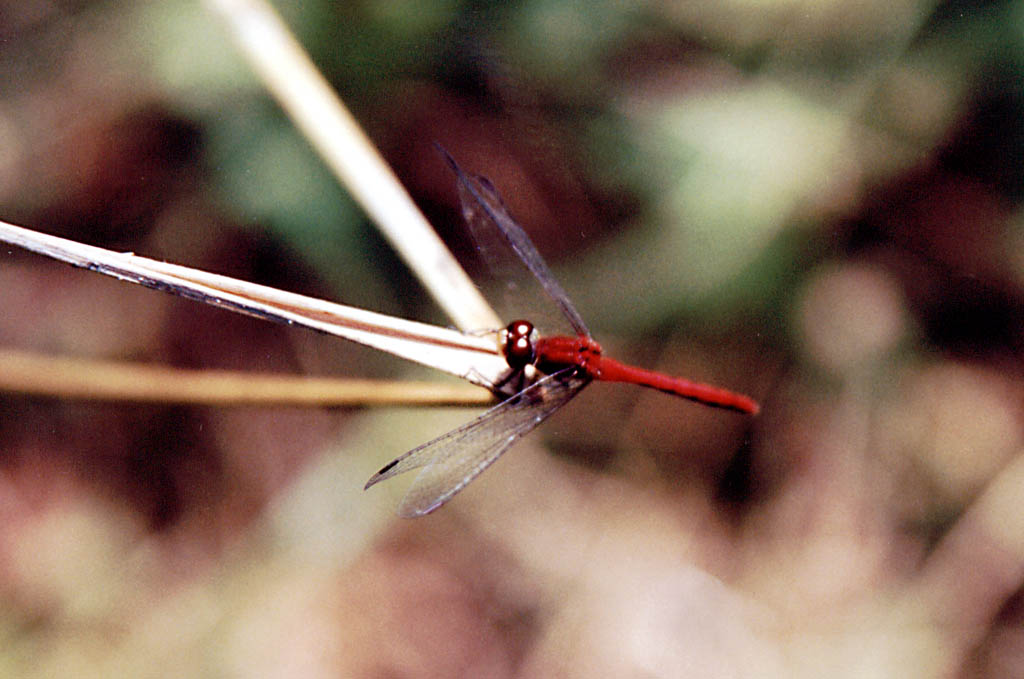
(488, 363, 543, 398)
(464, 326, 503, 338)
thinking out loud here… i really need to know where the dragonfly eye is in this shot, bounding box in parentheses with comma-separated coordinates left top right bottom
(502, 319, 537, 370)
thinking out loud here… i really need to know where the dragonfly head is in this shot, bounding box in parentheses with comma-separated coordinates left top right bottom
(501, 319, 538, 370)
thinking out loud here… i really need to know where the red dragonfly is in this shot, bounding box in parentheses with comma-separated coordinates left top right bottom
(365, 148, 759, 517)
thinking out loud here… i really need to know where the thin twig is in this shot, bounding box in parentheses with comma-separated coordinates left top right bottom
(0, 219, 512, 389)
(0, 348, 494, 407)
(203, 0, 500, 333)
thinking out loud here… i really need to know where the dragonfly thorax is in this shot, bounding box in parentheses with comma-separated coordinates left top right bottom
(501, 319, 539, 370)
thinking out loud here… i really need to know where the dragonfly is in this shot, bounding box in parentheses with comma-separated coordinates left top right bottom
(365, 148, 759, 517)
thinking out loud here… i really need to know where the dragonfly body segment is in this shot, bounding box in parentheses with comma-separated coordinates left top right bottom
(533, 332, 759, 415)
(365, 149, 759, 517)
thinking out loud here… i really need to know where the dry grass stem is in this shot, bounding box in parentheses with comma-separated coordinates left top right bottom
(0, 218, 512, 394)
(204, 0, 500, 332)
(0, 348, 493, 407)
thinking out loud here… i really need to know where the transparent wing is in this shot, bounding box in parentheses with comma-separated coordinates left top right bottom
(437, 145, 591, 338)
(364, 367, 589, 517)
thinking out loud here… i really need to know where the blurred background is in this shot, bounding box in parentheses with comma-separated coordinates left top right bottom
(0, 0, 1022, 676)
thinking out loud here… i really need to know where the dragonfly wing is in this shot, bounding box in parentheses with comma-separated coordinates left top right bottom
(365, 367, 589, 517)
(436, 146, 591, 338)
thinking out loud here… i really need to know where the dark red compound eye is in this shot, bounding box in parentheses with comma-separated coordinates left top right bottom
(502, 320, 537, 370)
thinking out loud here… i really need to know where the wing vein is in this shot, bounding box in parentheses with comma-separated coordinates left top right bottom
(365, 367, 589, 517)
